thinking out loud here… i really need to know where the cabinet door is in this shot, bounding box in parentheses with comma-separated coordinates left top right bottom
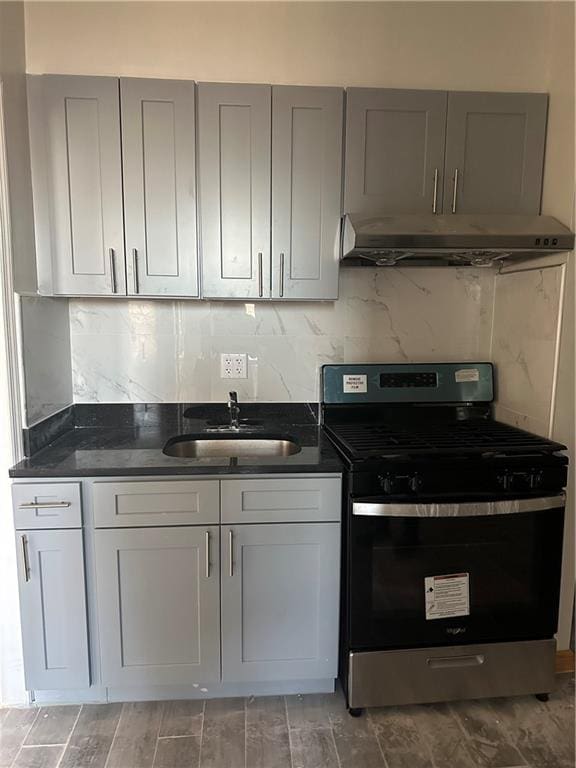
(41, 75, 125, 295)
(221, 523, 340, 682)
(443, 92, 548, 214)
(95, 527, 220, 686)
(344, 88, 447, 215)
(121, 79, 199, 297)
(272, 86, 343, 300)
(197, 83, 271, 299)
(16, 529, 89, 690)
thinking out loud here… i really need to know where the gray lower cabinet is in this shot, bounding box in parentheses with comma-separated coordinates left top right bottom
(14, 476, 341, 693)
(197, 83, 272, 299)
(221, 522, 340, 682)
(271, 86, 343, 300)
(94, 526, 220, 686)
(16, 528, 90, 689)
(344, 88, 448, 215)
(443, 92, 548, 215)
(30, 75, 125, 296)
(121, 78, 199, 297)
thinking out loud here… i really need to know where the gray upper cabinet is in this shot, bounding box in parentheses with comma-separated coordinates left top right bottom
(443, 92, 548, 214)
(198, 83, 272, 299)
(16, 529, 90, 690)
(95, 526, 220, 686)
(121, 79, 199, 297)
(221, 522, 340, 682)
(36, 75, 125, 296)
(344, 88, 448, 215)
(272, 86, 343, 300)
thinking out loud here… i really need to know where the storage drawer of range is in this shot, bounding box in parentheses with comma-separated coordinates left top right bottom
(348, 639, 556, 709)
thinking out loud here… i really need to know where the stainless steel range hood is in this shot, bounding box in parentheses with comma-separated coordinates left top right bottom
(341, 214, 575, 267)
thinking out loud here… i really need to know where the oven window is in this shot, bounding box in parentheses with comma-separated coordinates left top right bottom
(349, 508, 564, 650)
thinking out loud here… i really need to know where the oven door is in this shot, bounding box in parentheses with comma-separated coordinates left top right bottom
(349, 495, 565, 650)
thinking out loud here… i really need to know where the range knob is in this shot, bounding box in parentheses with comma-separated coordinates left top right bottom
(529, 471, 543, 489)
(497, 470, 544, 491)
(378, 473, 394, 494)
(409, 473, 423, 493)
(378, 473, 422, 494)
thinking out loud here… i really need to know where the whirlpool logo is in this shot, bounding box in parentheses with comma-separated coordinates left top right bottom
(446, 627, 467, 635)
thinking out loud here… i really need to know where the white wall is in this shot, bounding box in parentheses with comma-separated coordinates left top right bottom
(25, 1, 554, 91)
(490, 0, 575, 650)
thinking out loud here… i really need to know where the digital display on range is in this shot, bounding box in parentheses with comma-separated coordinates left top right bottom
(379, 372, 438, 388)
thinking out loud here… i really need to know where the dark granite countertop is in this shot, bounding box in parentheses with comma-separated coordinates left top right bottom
(10, 403, 344, 478)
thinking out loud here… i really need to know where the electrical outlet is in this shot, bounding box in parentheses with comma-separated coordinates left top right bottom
(220, 353, 248, 379)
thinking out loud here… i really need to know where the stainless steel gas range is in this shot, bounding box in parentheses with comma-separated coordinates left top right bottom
(321, 363, 568, 716)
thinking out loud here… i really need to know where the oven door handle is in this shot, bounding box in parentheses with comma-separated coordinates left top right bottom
(352, 494, 566, 518)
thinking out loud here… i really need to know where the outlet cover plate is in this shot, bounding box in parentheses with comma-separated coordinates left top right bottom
(220, 353, 248, 379)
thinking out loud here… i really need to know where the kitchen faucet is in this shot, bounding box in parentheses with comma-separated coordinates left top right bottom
(228, 391, 240, 430)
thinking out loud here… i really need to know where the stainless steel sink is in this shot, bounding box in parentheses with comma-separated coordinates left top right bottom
(163, 434, 301, 459)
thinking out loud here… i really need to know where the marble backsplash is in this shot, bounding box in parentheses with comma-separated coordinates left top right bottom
(492, 264, 565, 438)
(69, 268, 495, 404)
(21, 295, 73, 425)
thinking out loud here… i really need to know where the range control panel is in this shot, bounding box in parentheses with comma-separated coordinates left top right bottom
(322, 363, 494, 404)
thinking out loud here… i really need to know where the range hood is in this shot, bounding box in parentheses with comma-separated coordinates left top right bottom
(341, 214, 575, 267)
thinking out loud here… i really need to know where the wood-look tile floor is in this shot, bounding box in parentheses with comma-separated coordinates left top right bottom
(1, 675, 573, 768)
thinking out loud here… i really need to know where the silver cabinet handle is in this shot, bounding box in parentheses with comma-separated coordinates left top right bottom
(432, 168, 439, 214)
(269, 253, 273, 293)
(18, 501, 71, 510)
(279, 252, 285, 298)
(109, 249, 117, 293)
(205, 530, 210, 579)
(132, 248, 139, 294)
(257, 252, 263, 298)
(228, 529, 233, 577)
(451, 168, 459, 213)
(21, 535, 30, 582)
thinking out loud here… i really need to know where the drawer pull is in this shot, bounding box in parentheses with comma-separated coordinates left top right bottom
(19, 501, 71, 510)
(21, 534, 30, 582)
(427, 654, 485, 670)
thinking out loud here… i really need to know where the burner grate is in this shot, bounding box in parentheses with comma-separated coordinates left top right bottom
(326, 420, 565, 458)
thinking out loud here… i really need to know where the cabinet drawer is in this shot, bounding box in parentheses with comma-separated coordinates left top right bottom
(221, 478, 341, 524)
(13, 482, 82, 529)
(93, 480, 220, 527)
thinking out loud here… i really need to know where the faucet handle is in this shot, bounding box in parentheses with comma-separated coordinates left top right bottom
(228, 391, 238, 404)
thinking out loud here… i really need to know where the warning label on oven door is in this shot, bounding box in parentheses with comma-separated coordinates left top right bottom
(425, 573, 470, 620)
